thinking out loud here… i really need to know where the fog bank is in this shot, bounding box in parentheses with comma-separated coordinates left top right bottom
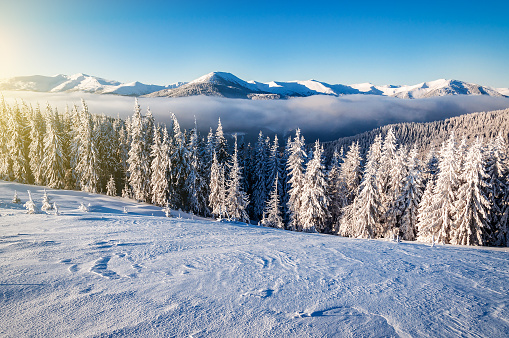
(3, 91, 509, 142)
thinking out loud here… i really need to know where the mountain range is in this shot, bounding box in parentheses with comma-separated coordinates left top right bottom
(1, 71, 507, 100)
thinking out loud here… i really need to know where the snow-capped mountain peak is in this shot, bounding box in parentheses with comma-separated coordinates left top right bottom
(1, 72, 507, 99)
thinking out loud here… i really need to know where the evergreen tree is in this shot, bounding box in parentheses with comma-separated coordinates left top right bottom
(327, 148, 343, 233)
(338, 142, 362, 207)
(168, 113, 189, 208)
(286, 129, 307, 231)
(395, 145, 424, 240)
(339, 137, 381, 238)
(209, 152, 226, 219)
(150, 125, 169, 206)
(106, 175, 117, 197)
(261, 173, 284, 229)
(252, 131, 269, 220)
(29, 104, 46, 185)
(225, 135, 250, 222)
(420, 133, 460, 244)
(41, 105, 65, 189)
(127, 99, 149, 201)
(75, 100, 100, 193)
(7, 103, 30, 183)
(215, 118, 229, 166)
(300, 140, 329, 233)
(486, 133, 509, 246)
(266, 134, 283, 199)
(185, 120, 208, 215)
(452, 138, 491, 245)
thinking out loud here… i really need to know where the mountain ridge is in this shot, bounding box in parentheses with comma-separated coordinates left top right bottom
(1, 71, 507, 99)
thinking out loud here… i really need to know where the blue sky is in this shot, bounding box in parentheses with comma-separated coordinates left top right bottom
(1, 0, 508, 87)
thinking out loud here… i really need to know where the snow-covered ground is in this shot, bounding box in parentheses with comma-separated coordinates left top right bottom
(1, 181, 508, 337)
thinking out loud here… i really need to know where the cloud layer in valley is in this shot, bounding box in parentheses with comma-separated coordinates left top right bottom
(3, 91, 509, 143)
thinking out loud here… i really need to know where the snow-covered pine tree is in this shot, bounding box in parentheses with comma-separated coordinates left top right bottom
(252, 131, 269, 220)
(327, 148, 344, 233)
(286, 129, 307, 231)
(122, 182, 131, 199)
(300, 140, 329, 233)
(280, 136, 292, 225)
(29, 104, 46, 185)
(377, 128, 399, 237)
(168, 113, 189, 208)
(225, 134, 250, 222)
(215, 118, 229, 166)
(261, 173, 284, 229)
(266, 134, 283, 203)
(209, 152, 226, 219)
(150, 125, 169, 206)
(75, 100, 100, 193)
(395, 145, 424, 240)
(0, 97, 9, 179)
(41, 104, 65, 189)
(127, 99, 150, 202)
(106, 175, 117, 197)
(338, 141, 362, 207)
(7, 102, 30, 183)
(420, 133, 460, 244)
(339, 136, 381, 238)
(185, 120, 207, 215)
(382, 145, 409, 237)
(452, 138, 491, 246)
(416, 175, 436, 242)
(486, 133, 509, 246)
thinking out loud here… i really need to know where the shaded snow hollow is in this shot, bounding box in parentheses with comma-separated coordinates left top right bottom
(0, 181, 508, 337)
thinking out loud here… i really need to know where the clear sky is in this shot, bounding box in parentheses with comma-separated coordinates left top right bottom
(1, 0, 508, 87)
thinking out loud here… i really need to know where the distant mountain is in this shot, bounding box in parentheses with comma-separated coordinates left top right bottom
(1, 71, 507, 99)
(146, 72, 507, 99)
(0, 73, 185, 96)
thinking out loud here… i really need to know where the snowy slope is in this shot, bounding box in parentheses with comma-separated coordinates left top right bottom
(1, 181, 508, 337)
(0, 73, 185, 96)
(147, 72, 508, 99)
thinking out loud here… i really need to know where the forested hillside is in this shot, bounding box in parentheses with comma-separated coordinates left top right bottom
(0, 98, 507, 246)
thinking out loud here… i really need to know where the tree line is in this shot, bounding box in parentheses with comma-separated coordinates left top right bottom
(0, 97, 507, 246)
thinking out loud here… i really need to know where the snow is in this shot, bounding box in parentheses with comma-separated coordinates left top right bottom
(1, 181, 508, 337)
(2, 72, 506, 99)
(497, 87, 509, 96)
(0, 73, 185, 96)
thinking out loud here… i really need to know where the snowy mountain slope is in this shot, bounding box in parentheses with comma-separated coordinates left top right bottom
(2, 72, 507, 99)
(146, 72, 509, 99)
(1, 181, 508, 337)
(0, 73, 185, 96)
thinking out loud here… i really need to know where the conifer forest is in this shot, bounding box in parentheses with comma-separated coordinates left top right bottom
(1, 97, 508, 247)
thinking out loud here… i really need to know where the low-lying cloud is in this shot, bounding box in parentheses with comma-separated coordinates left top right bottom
(3, 91, 509, 143)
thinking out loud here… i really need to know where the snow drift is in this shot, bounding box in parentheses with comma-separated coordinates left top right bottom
(0, 181, 508, 337)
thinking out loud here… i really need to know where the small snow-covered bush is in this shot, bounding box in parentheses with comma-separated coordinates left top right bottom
(41, 190, 53, 211)
(12, 191, 21, 204)
(24, 191, 38, 214)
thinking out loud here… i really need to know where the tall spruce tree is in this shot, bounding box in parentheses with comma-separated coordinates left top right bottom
(286, 129, 307, 231)
(252, 131, 269, 220)
(261, 173, 284, 229)
(150, 125, 169, 206)
(300, 140, 329, 233)
(225, 134, 250, 222)
(127, 99, 149, 201)
(41, 105, 65, 189)
(339, 137, 381, 238)
(452, 138, 491, 246)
